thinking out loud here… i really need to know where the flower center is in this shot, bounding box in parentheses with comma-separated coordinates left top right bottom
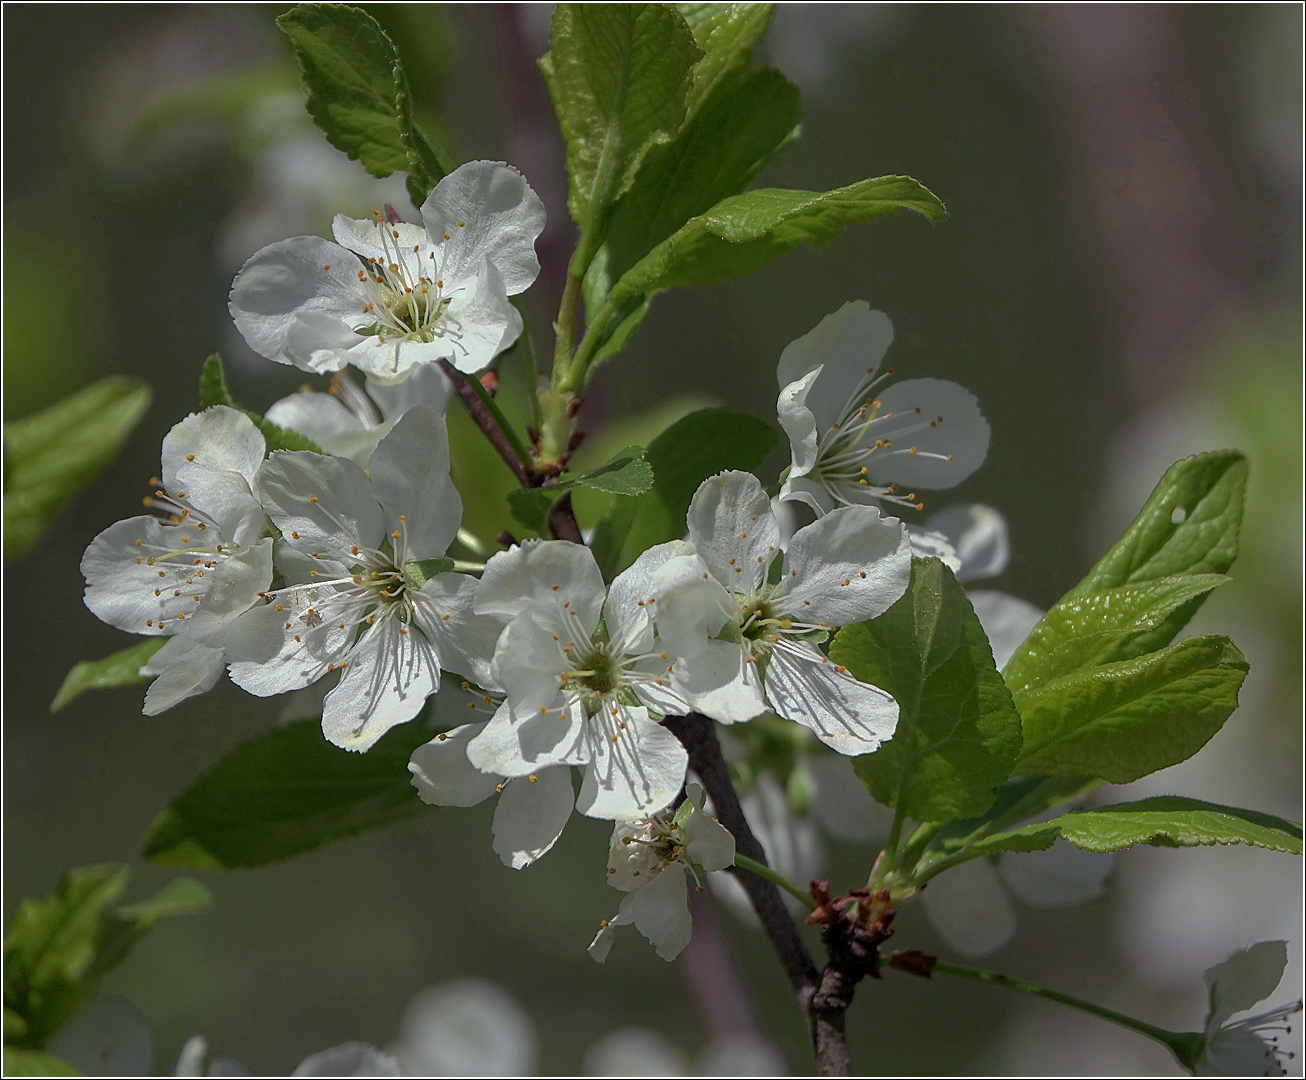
(350, 212, 460, 345)
(569, 644, 621, 696)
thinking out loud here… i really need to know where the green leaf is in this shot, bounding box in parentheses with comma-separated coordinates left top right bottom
(608, 176, 946, 302)
(960, 797, 1303, 859)
(1006, 452, 1248, 689)
(400, 557, 455, 592)
(141, 718, 434, 869)
(5, 1007, 28, 1042)
(113, 878, 214, 924)
(589, 408, 778, 579)
(50, 640, 167, 714)
(829, 558, 1024, 821)
(1014, 635, 1249, 782)
(3, 378, 151, 560)
(541, 4, 701, 227)
(508, 447, 653, 537)
(506, 488, 558, 537)
(277, 3, 451, 201)
(199, 356, 323, 455)
(676, 3, 776, 117)
(1005, 574, 1229, 695)
(2, 1048, 79, 1076)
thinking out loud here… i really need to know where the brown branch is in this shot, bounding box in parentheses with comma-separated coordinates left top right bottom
(547, 491, 584, 543)
(438, 360, 533, 487)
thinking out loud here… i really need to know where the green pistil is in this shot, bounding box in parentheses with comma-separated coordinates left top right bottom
(572, 646, 619, 695)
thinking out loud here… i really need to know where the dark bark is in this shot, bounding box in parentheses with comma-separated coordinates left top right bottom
(437, 360, 533, 487)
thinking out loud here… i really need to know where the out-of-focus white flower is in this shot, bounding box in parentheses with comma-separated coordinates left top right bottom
(391, 980, 538, 1076)
(291, 1044, 400, 1077)
(265, 367, 451, 467)
(586, 1028, 688, 1076)
(230, 161, 545, 381)
(775, 302, 989, 518)
(1194, 941, 1302, 1076)
(80, 406, 273, 715)
(47, 993, 154, 1077)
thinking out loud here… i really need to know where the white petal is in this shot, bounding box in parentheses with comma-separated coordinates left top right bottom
(171, 463, 266, 549)
(800, 753, 891, 844)
(625, 862, 693, 961)
(686, 471, 779, 592)
(395, 981, 538, 1077)
(47, 993, 154, 1077)
(919, 857, 1016, 958)
(365, 363, 453, 421)
(419, 161, 546, 295)
(776, 473, 836, 517)
(476, 539, 606, 629)
(764, 641, 898, 756)
(141, 638, 226, 716)
(606, 540, 694, 654)
(904, 525, 961, 574)
(81, 517, 184, 635)
(968, 590, 1044, 671)
(576, 708, 688, 819)
(1204, 940, 1290, 1032)
(408, 723, 499, 807)
(430, 260, 523, 376)
(257, 450, 384, 558)
(161, 406, 265, 491)
(224, 600, 352, 697)
(684, 805, 735, 872)
(1199, 1029, 1287, 1077)
(926, 503, 1010, 582)
(320, 326, 447, 384)
(264, 392, 373, 459)
(331, 216, 430, 264)
(740, 772, 825, 896)
(776, 301, 893, 433)
(228, 235, 368, 367)
(282, 310, 364, 375)
(587, 921, 620, 964)
(487, 615, 570, 719)
(776, 367, 821, 478)
(781, 504, 911, 626)
(492, 765, 575, 868)
(676, 640, 767, 725)
(863, 378, 989, 490)
(413, 572, 501, 689)
(998, 841, 1113, 909)
(291, 1043, 400, 1077)
(648, 554, 737, 661)
(321, 616, 442, 752)
(175, 1035, 208, 1076)
(467, 701, 588, 775)
(584, 1028, 688, 1076)
(368, 405, 461, 561)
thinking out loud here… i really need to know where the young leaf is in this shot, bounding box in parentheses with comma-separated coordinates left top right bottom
(276, 3, 451, 201)
(1006, 451, 1248, 687)
(541, 4, 701, 227)
(2, 1047, 79, 1076)
(829, 557, 1024, 821)
(955, 797, 1303, 860)
(1005, 573, 1229, 695)
(607, 176, 946, 302)
(507, 447, 654, 537)
(199, 355, 323, 455)
(3, 378, 151, 560)
(141, 718, 433, 869)
(50, 640, 167, 714)
(1014, 635, 1249, 782)
(588, 408, 777, 579)
(675, 3, 776, 117)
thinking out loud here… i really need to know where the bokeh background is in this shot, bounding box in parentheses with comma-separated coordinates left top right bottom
(4, 3, 1302, 1074)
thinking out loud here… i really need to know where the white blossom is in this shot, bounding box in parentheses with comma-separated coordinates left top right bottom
(656, 471, 911, 755)
(467, 540, 694, 819)
(775, 301, 989, 516)
(264, 366, 451, 466)
(588, 785, 735, 963)
(1195, 941, 1302, 1076)
(225, 406, 502, 751)
(80, 406, 273, 715)
(229, 160, 545, 382)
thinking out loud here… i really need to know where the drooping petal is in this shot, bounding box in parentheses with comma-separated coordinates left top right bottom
(321, 327, 449, 385)
(686, 471, 780, 592)
(863, 378, 989, 490)
(257, 450, 385, 558)
(161, 406, 266, 491)
(1204, 941, 1290, 1033)
(413, 572, 501, 689)
(229, 236, 369, 367)
(409, 723, 500, 807)
(419, 161, 546, 295)
(606, 540, 694, 654)
(781, 504, 911, 626)
(648, 553, 737, 660)
(776, 472, 837, 517)
(467, 700, 587, 775)
(368, 405, 461, 561)
(475, 539, 606, 629)
(576, 707, 687, 820)
(140, 637, 227, 716)
(436, 260, 523, 375)
(968, 590, 1044, 671)
(321, 615, 442, 751)
(365, 363, 452, 422)
(776, 302, 893, 433)
(487, 615, 570, 720)
(926, 503, 1010, 582)
(776, 367, 821, 479)
(919, 857, 1016, 958)
(492, 765, 575, 869)
(675, 639, 767, 724)
(624, 862, 693, 961)
(998, 841, 1113, 909)
(684, 806, 735, 872)
(764, 641, 897, 756)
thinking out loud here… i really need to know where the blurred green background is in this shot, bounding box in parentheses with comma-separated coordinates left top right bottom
(4, 4, 1301, 1074)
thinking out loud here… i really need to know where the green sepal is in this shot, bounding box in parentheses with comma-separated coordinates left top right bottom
(50, 639, 167, 714)
(199, 355, 323, 455)
(401, 557, 454, 592)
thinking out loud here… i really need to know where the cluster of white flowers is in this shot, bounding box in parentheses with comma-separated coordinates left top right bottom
(79, 159, 1005, 966)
